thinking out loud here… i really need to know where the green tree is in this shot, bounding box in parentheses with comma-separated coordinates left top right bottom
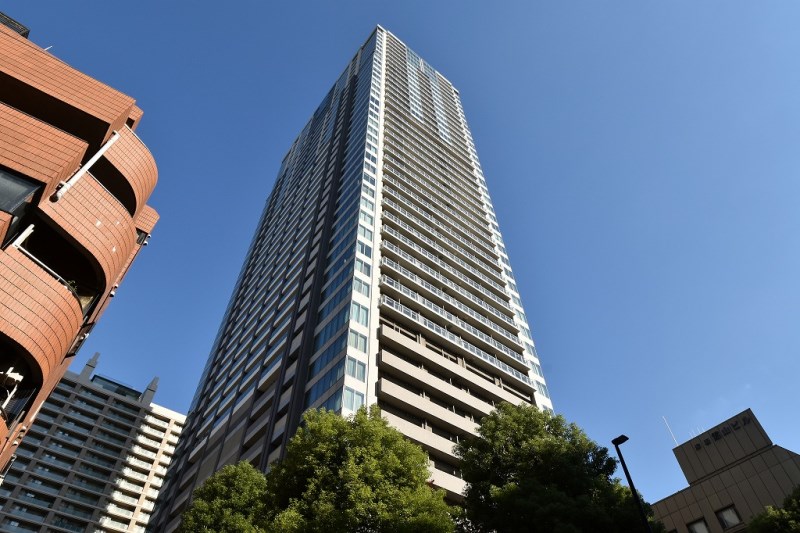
(748, 485, 800, 533)
(178, 461, 268, 533)
(454, 402, 663, 533)
(263, 406, 455, 532)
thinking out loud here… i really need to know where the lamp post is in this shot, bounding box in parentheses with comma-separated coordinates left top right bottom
(612, 434, 651, 533)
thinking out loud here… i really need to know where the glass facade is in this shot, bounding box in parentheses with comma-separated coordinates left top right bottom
(153, 27, 551, 531)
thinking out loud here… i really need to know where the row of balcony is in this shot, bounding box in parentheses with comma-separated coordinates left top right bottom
(381, 117, 484, 212)
(378, 323, 530, 409)
(381, 230, 510, 307)
(382, 112, 476, 195)
(381, 257, 519, 338)
(386, 59, 476, 157)
(0, 51, 158, 454)
(382, 154, 490, 242)
(381, 169, 494, 253)
(382, 108, 481, 202)
(381, 182, 498, 262)
(380, 244, 514, 330)
(380, 273, 522, 351)
(382, 204, 503, 284)
(380, 295, 533, 389)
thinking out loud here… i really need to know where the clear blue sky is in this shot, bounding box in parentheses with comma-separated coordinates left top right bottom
(7, 1, 800, 503)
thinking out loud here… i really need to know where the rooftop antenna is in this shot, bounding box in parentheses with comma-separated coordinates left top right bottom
(662, 416, 678, 446)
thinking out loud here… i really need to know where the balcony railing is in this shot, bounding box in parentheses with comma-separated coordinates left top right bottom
(126, 456, 152, 470)
(381, 257, 519, 336)
(382, 205, 504, 287)
(111, 491, 139, 505)
(382, 220, 506, 294)
(144, 415, 169, 429)
(14, 239, 89, 311)
(116, 479, 144, 493)
(381, 240, 511, 311)
(131, 445, 157, 460)
(380, 276, 525, 364)
(382, 193, 501, 271)
(380, 295, 533, 389)
(136, 434, 161, 449)
(99, 516, 130, 532)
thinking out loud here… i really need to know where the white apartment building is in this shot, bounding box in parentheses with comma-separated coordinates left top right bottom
(0, 354, 184, 533)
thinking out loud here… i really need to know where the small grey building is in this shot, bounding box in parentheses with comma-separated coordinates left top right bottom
(653, 408, 800, 533)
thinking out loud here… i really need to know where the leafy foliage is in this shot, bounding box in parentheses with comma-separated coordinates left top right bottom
(748, 485, 800, 533)
(181, 407, 454, 532)
(178, 461, 268, 533)
(263, 406, 454, 532)
(454, 402, 663, 533)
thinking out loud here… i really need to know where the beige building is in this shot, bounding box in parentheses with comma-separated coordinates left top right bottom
(653, 409, 800, 533)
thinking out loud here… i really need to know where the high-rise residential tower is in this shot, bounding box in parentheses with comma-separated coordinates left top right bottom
(0, 15, 159, 474)
(153, 26, 551, 531)
(0, 354, 184, 533)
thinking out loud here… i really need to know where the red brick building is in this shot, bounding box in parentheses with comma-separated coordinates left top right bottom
(0, 15, 159, 476)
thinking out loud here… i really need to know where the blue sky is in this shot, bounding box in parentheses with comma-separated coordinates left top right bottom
(7, 1, 800, 503)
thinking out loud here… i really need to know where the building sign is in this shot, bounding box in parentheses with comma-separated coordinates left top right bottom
(693, 413, 752, 451)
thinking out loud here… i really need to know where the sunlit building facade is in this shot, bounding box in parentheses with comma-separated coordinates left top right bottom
(653, 409, 800, 533)
(0, 14, 159, 474)
(153, 26, 551, 531)
(0, 355, 184, 533)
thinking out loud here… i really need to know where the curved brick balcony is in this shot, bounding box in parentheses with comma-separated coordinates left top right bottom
(40, 175, 137, 291)
(102, 126, 158, 216)
(0, 247, 83, 379)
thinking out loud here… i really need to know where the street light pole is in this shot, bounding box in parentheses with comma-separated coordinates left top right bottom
(612, 434, 652, 533)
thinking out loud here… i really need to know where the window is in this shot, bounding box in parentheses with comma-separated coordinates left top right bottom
(0, 166, 41, 245)
(358, 225, 373, 241)
(353, 278, 370, 297)
(687, 519, 710, 533)
(305, 360, 345, 408)
(350, 302, 369, 326)
(359, 210, 374, 226)
(356, 241, 372, 258)
(355, 258, 371, 276)
(343, 387, 364, 411)
(715, 506, 741, 529)
(348, 330, 367, 353)
(346, 357, 366, 382)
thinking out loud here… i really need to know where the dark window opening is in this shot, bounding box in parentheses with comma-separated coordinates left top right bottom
(0, 166, 42, 247)
(90, 157, 137, 217)
(15, 214, 104, 315)
(0, 348, 42, 426)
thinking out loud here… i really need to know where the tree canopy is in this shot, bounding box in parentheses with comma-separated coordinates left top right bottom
(264, 406, 454, 532)
(748, 485, 800, 533)
(178, 461, 268, 533)
(180, 406, 454, 533)
(454, 402, 662, 533)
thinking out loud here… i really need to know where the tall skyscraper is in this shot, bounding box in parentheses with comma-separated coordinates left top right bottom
(0, 15, 159, 473)
(154, 26, 551, 531)
(0, 354, 184, 533)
